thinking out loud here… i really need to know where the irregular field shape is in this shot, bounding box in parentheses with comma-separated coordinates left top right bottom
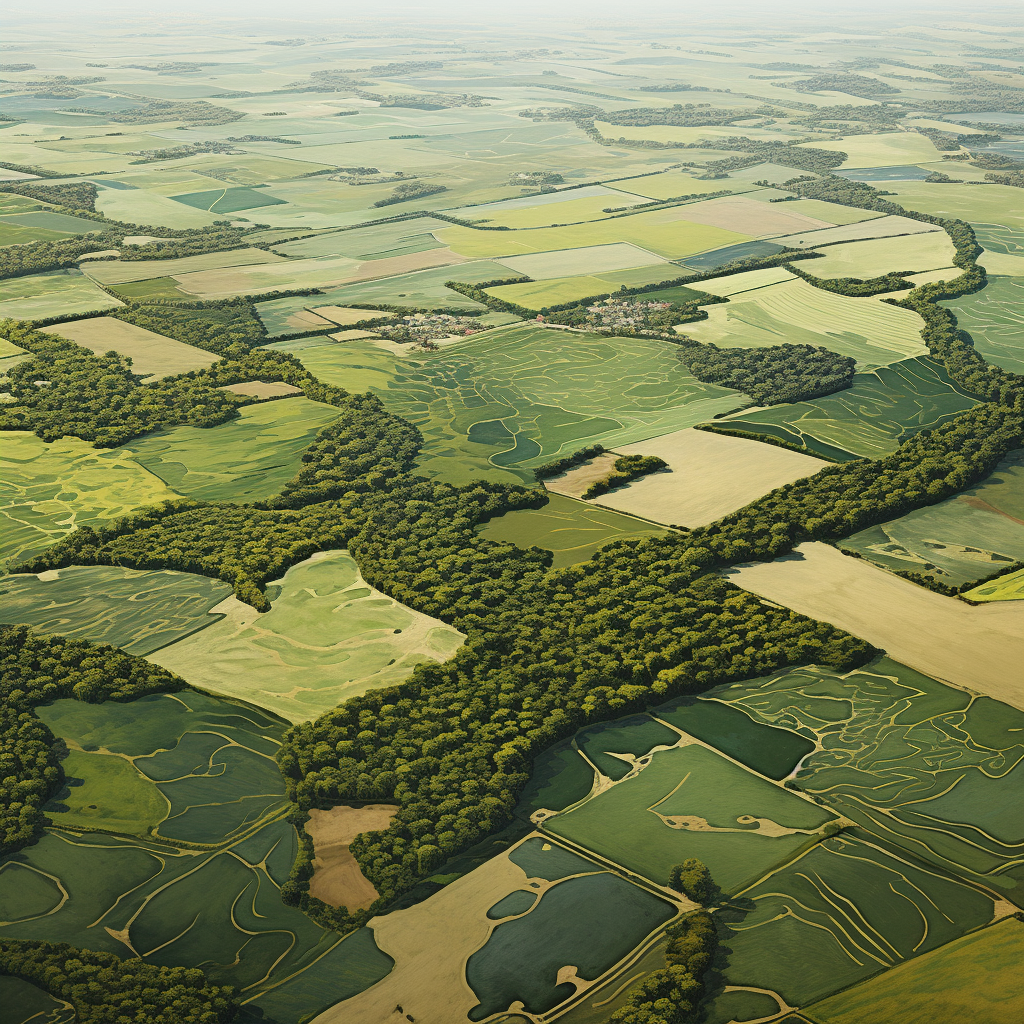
(169, 185, 288, 213)
(605, 172, 750, 201)
(0, 976, 72, 1024)
(723, 357, 979, 459)
(220, 380, 303, 398)
(798, 131, 943, 168)
(694, 265, 797, 297)
(806, 232, 957, 278)
(542, 452, 621, 499)
(497, 242, 667, 280)
(942, 276, 1024, 376)
(310, 305, 394, 326)
(82, 247, 287, 284)
(684, 276, 927, 368)
(96, 188, 221, 229)
(273, 218, 451, 259)
(0, 566, 231, 655)
(479, 493, 666, 569)
(465, 193, 651, 229)
(679, 239, 786, 271)
(0, 210, 102, 233)
(546, 741, 834, 893)
(150, 550, 465, 723)
(883, 182, 1024, 232)
(774, 214, 945, 249)
(726, 542, 1024, 707)
(671, 194, 834, 235)
(839, 448, 1024, 588)
(124, 397, 340, 503)
(590, 428, 829, 528)
(966, 566, 1024, 602)
(0, 268, 122, 319)
(42, 316, 219, 380)
(807, 917, 1024, 1024)
(0, 431, 178, 568)
(451, 184, 637, 217)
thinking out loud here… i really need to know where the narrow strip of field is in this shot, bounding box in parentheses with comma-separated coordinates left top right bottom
(725, 542, 1024, 707)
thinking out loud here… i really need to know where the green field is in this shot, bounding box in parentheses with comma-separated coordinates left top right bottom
(0, 976, 73, 1024)
(808, 917, 1024, 1024)
(0, 337, 31, 374)
(839, 447, 1024, 588)
(0, 689, 393, 1021)
(719, 830, 996, 1007)
(722, 357, 981, 459)
(546, 742, 834, 893)
(289, 326, 744, 485)
(488, 265, 696, 309)
(807, 231, 956, 279)
(273, 217, 452, 260)
(966, 565, 1024, 601)
(682, 274, 927, 367)
(170, 185, 288, 213)
(0, 566, 231, 654)
(150, 550, 464, 723)
(0, 431, 179, 569)
(714, 659, 1024, 903)
(884, 182, 1024, 233)
(124, 397, 339, 503)
(0, 268, 123, 319)
(942, 276, 1024, 376)
(479, 494, 667, 567)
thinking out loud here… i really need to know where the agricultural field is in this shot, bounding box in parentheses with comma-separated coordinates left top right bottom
(839, 447, 1024, 589)
(43, 316, 219, 380)
(721, 357, 980, 459)
(774, 214, 945, 249)
(0, 269, 122, 320)
(123, 397, 340, 503)
(942, 276, 1024, 376)
(487, 264, 691, 309)
(804, 232, 956, 279)
(682, 273, 928, 368)
(82, 247, 286, 285)
(797, 132, 944, 169)
(496, 242, 668, 280)
(150, 550, 465, 723)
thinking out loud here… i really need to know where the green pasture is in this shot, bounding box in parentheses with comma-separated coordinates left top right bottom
(107, 276, 196, 300)
(509, 836, 607, 882)
(942, 275, 1024, 376)
(290, 326, 744, 485)
(150, 550, 464, 723)
(976, 223, 1024, 257)
(0, 337, 30, 374)
(124, 397, 339, 503)
(96, 188, 221, 229)
(839, 447, 1024, 588)
(0, 268, 122, 319)
(808, 917, 1024, 1024)
(170, 185, 288, 213)
(0, 210, 103, 233)
(0, 976, 74, 1024)
(0, 431, 179, 569)
(720, 830, 995, 1007)
(546, 742, 833, 893)
(723, 357, 981, 459)
(0, 566, 231, 655)
(714, 659, 1024, 903)
(576, 715, 680, 781)
(466, 869, 674, 1019)
(516, 738, 598, 817)
(682, 275, 927, 368)
(884, 182, 1024, 233)
(1, 689, 391, 1020)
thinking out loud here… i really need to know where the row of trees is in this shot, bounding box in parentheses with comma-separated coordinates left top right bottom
(582, 454, 668, 499)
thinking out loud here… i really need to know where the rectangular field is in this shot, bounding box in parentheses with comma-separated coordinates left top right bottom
(496, 242, 667, 280)
(0, 269, 123, 319)
(805, 232, 957, 279)
(83, 248, 287, 285)
(774, 214, 945, 249)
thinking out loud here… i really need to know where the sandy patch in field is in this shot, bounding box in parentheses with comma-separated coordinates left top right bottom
(305, 805, 398, 911)
(594, 429, 827, 527)
(312, 845, 530, 1024)
(544, 453, 621, 499)
(219, 380, 303, 398)
(311, 306, 395, 326)
(726, 542, 1024, 708)
(43, 316, 218, 380)
(673, 195, 834, 236)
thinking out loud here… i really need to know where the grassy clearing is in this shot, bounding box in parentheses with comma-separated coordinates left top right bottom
(606, 171, 749, 201)
(719, 830, 995, 1007)
(0, 431, 179, 568)
(546, 741, 834, 893)
(798, 132, 943, 168)
(0, 337, 31, 374)
(290, 327, 743, 485)
(723, 357, 979, 459)
(0, 268, 123, 319)
(124, 397, 339, 503)
(807, 918, 1024, 1024)
(43, 316, 219, 380)
(439, 208, 747, 260)
(150, 550, 464, 723)
(684, 276, 927, 369)
(942, 275, 1024, 376)
(839, 447, 1024, 588)
(595, 428, 828, 529)
(83, 248, 286, 285)
(807, 232, 957, 279)
(171, 254, 361, 298)
(727, 544, 1024, 713)
(0, 566, 231, 655)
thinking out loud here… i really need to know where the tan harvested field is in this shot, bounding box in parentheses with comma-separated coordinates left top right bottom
(674, 195, 833, 236)
(83, 247, 286, 285)
(329, 329, 382, 342)
(726, 542, 1024, 707)
(219, 380, 303, 398)
(341, 247, 468, 283)
(305, 805, 398, 911)
(43, 317, 219, 380)
(695, 265, 796, 297)
(544, 452, 621, 499)
(282, 308, 335, 331)
(313, 844, 530, 1024)
(594, 429, 828, 527)
(774, 215, 944, 249)
(311, 306, 395, 326)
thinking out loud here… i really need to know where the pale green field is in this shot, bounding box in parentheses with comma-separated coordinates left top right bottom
(465, 193, 643, 229)
(807, 231, 957, 278)
(776, 215, 943, 249)
(150, 550, 464, 722)
(83, 248, 287, 285)
(595, 122, 800, 145)
(0, 269, 123, 319)
(606, 171, 753, 201)
(1, 431, 179, 568)
(172, 254, 363, 298)
(488, 265, 688, 308)
(684, 275, 927, 366)
(798, 131, 944, 168)
(883, 182, 1024, 232)
(497, 242, 667, 280)
(95, 188, 221, 229)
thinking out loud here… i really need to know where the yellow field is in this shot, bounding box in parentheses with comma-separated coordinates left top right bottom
(775, 214, 942, 249)
(43, 317, 219, 380)
(807, 231, 957, 278)
(798, 132, 945, 168)
(607, 172, 752, 201)
(438, 207, 748, 260)
(311, 306, 395, 326)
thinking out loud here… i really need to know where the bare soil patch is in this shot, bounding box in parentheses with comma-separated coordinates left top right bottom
(726, 542, 1024, 707)
(544, 453, 620, 499)
(219, 380, 302, 398)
